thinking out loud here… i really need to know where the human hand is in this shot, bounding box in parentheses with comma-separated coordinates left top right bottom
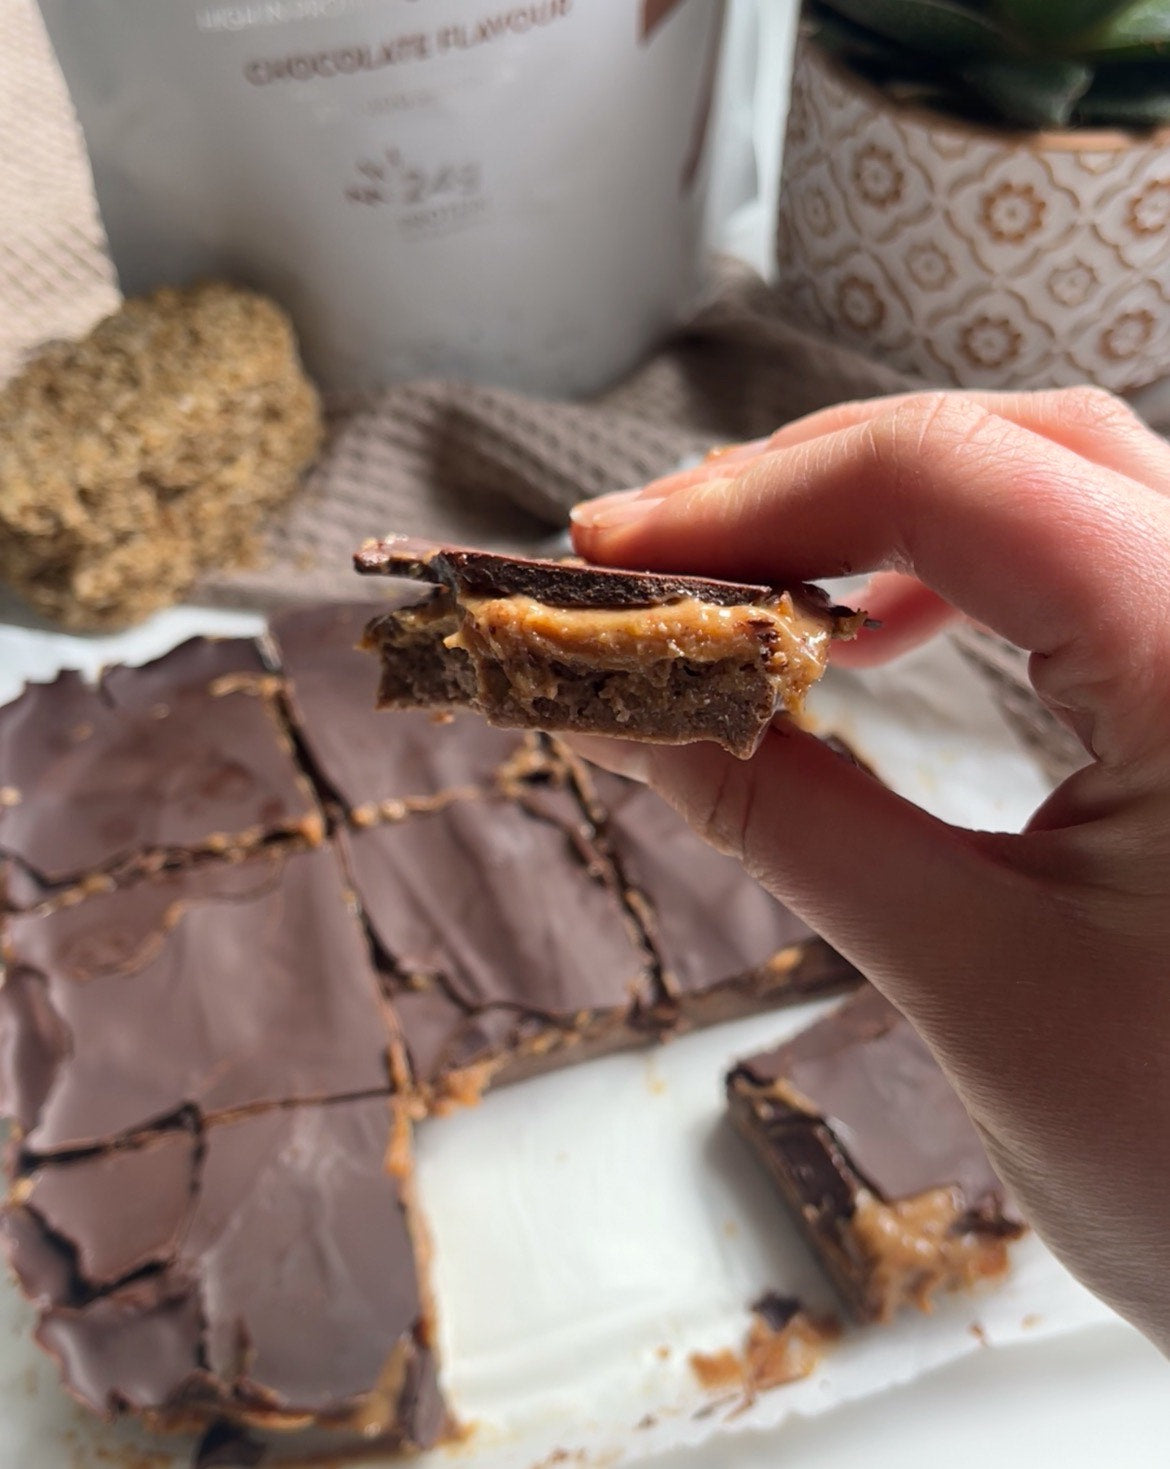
(569, 388, 1170, 1351)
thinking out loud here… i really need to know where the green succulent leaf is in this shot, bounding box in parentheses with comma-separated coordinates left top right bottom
(958, 57, 1094, 125)
(990, 0, 1144, 49)
(808, 5, 918, 69)
(821, 0, 1008, 57)
(1075, 62, 1170, 120)
(816, 0, 1170, 128)
(1080, 0, 1170, 54)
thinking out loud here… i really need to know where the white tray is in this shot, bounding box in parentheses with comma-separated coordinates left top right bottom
(1, 601, 1159, 1468)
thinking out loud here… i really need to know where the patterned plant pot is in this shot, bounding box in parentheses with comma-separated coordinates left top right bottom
(775, 40, 1170, 392)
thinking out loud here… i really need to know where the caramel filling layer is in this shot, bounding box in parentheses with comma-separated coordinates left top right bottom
(852, 1187, 1013, 1320)
(446, 593, 834, 704)
(689, 1309, 836, 1397)
(743, 1309, 835, 1391)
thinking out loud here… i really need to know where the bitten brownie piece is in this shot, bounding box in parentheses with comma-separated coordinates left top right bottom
(0, 636, 321, 909)
(727, 989, 1024, 1324)
(355, 536, 863, 759)
(0, 845, 394, 1154)
(579, 767, 863, 1027)
(339, 784, 657, 1110)
(3, 1099, 445, 1452)
(269, 600, 529, 820)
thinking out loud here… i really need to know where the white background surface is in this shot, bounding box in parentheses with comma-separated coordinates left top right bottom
(648, 1323, 1169, 1469)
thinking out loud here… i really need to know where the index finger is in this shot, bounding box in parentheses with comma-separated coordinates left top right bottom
(635, 386, 1170, 505)
(571, 394, 1170, 772)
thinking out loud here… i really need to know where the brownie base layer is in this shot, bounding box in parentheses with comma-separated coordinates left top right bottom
(727, 990, 1025, 1324)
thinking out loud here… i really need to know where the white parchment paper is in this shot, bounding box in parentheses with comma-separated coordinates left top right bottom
(0, 608, 1116, 1469)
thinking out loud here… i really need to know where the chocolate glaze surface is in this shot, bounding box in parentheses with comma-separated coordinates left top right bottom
(588, 770, 828, 995)
(1, 1203, 74, 1309)
(99, 636, 265, 709)
(341, 789, 653, 1024)
(37, 1278, 208, 1416)
(1, 846, 392, 1151)
(25, 1099, 441, 1440)
(385, 981, 525, 1087)
(25, 1129, 197, 1289)
(0, 639, 316, 899)
(355, 535, 816, 612)
(736, 988, 1001, 1206)
(186, 1101, 434, 1421)
(270, 601, 523, 813)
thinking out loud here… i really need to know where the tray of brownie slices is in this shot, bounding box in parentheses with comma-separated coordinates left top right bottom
(0, 554, 1114, 1469)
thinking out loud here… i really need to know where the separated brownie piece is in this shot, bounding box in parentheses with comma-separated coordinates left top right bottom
(338, 784, 657, 1111)
(727, 989, 1024, 1324)
(579, 767, 863, 1027)
(3, 1098, 445, 1452)
(0, 637, 321, 909)
(0, 845, 394, 1154)
(355, 537, 862, 759)
(269, 600, 531, 821)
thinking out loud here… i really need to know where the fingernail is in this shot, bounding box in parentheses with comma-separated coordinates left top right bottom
(704, 435, 771, 463)
(572, 487, 644, 515)
(570, 493, 664, 531)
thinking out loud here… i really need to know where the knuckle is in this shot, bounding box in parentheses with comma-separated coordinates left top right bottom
(687, 754, 779, 885)
(868, 392, 996, 476)
(688, 759, 745, 859)
(690, 754, 783, 872)
(687, 472, 741, 517)
(1053, 384, 1138, 433)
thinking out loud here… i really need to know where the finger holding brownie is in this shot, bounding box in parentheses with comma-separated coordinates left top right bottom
(569, 386, 1170, 1355)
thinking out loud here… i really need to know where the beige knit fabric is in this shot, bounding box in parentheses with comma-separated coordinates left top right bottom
(0, 0, 118, 379)
(1, 0, 1140, 779)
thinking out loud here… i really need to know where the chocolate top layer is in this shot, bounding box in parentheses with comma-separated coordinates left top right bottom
(29, 1099, 441, 1437)
(737, 989, 1000, 1206)
(1, 1204, 74, 1309)
(0, 846, 393, 1152)
(355, 535, 800, 611)
(37, 1278, 207, 1417)
(0, 638, 316, 897)
(590, 771, 822, 993)
(98, 636, 265, 710)
(25, 1130, 197, 1290)
(269, 601, 523, 812)
(384, 981, 531, 1087)
(186, 1101, 432, 1419)
(340, 789, 652, 1021)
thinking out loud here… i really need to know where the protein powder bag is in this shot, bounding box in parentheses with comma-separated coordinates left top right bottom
(38, 0, 730, 395)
